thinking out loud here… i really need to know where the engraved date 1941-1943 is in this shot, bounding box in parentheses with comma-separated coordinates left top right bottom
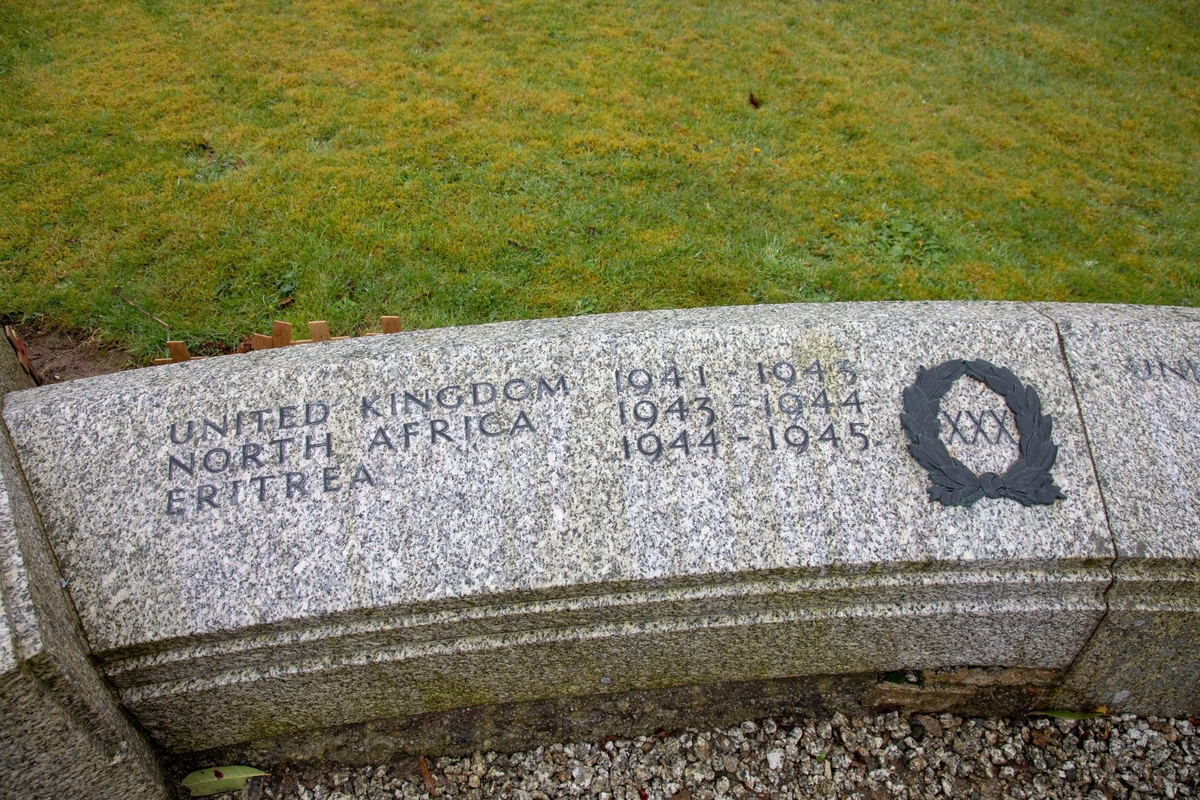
(613, 359, 869, 462)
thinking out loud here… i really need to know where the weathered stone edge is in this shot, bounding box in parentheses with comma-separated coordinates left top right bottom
(106, 563, 1110, 690)
(0, 341, 172, 799)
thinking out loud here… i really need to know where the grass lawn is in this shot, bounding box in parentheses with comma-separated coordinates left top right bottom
(1, 0, 1197, 361)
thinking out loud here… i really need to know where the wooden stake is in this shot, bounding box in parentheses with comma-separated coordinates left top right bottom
(4, 326, 43, 384)
(381, 316, 402, 334)
(272, 321, 292, 348)
(166, 341, 190, 362)
(251, 333, 273, 350)
(308, 321, 332, 342)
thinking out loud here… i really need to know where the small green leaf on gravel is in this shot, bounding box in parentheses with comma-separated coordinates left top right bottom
(1028, 709, 1107, 720)
(181, 766, 269, 797)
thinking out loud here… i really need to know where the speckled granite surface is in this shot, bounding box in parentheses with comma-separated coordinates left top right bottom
(2, 302, 1115, 753)
(0, 343, 169, 799)
(1037, 304, 1200, 717)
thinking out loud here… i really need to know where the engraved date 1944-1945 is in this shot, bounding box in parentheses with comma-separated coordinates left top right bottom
(613, 359, 869, 462)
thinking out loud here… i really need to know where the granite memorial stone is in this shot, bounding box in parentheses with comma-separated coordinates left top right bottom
(1038, 304, 1200, 716)
(1, 302, 1116, 759)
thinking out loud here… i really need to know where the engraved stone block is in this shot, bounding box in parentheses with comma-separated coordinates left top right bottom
(1039, 303, 1200, 716)
(1, 303, 1113, 755)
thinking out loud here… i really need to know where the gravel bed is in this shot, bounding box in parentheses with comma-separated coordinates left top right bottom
(236, 713, 1199, 800)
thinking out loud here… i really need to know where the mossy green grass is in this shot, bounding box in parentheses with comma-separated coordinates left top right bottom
(1, 0, 1197, 360)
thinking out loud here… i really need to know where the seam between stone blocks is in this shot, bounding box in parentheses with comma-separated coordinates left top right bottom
(0, 418, 119, 760)
(0, 405, 168, 772)
(1026, 301, 1118, 678)
(0, 409, 93, 662)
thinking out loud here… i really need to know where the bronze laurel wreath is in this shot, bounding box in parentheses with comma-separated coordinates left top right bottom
(900, 359, 1065, 507)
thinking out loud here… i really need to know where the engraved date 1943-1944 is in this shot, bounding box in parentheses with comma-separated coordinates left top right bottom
(613, 359, 869, 462)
